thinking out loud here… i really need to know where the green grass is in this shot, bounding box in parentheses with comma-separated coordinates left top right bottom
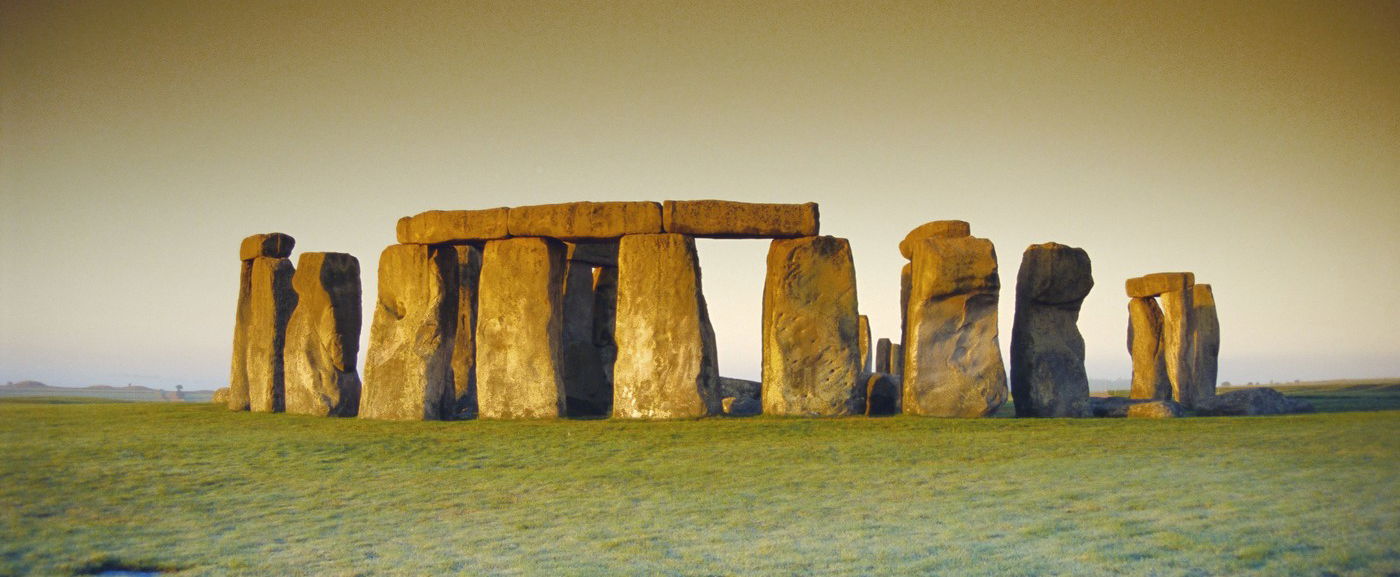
(2, 385, 1397, 576)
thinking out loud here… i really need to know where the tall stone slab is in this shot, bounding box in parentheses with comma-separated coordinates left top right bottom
(890, 343, 904, 376)
(592, 266, 619, 384)
(761, 236, 864, 416)
(661, 200, 819, 238)
(1159, 287, 1196, 408)
(903, 235, 1007, 417)
(612, 234, 720, 419)
(562, 257, 612, 416)
(284, 252, 362, 417)
(858, 315, 872, 373)
(227, 260, 253, 411)
(1192, 284, 1220, 403)
(875, 338, 893, 373)
(900, 263, 912, 348)
(361, 244, 457, 420)
(476, 237, 568, 419)
(1010, 243, 1093, 418)
(1127, 297, 1171, 400)
(247, 256, 297, 413)
(449, 245, 483, 418)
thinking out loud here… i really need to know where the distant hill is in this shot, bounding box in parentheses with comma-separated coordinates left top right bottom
(1, 381, 160, 392)
(0, 381, 215, 403)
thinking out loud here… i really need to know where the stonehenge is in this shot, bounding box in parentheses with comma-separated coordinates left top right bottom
(227, 200, 1236, 422)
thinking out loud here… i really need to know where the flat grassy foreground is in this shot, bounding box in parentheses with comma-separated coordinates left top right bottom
(1, 386, 1397, 576)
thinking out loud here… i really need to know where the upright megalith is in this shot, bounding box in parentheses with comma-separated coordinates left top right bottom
(361, 244, 457, 420)
(227, 259, 254, 411)
(761, 236, 864, 416)
(903, 234, 1007, 417)
(396, 208, 509, 244)
(1192, 284, 1220, 402)
(1127, 297, 1172, 400)
(858, 315, 872, 373)
(448, 245, 483, 418)
(1010, 243, 1094, 418)
(661, 200, 819, 238)
(247, 255, 297, 413)
(1126, 272, 1197, 407)
(284, 252, 362, 417)
(562, 249, 613, 417)
(475, 237, 568, 419)
(875, 338, 893, 373)
(592, 266, 619, 383)
(507, 201, 662, 241)
(612, 234, 721, 419)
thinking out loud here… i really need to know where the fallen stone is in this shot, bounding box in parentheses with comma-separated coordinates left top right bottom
(1192, 284, 1220, 403)
(858, 315, 872, 373)
(1196, 388, 1315, 416)
(284, 252, 362, 417)
(227, 260, 253, 411)
(1125, 272, 1194, 298)
(723, 396, 762, 416)
(449, 245, 483, 418)
(1127, 400, 1186, 418)
(395, 208, 510, 244)
(562, 259, 611, 417)
(1010, 243, 1093, 418)
(507, 201, 662, 241)
(718, 376, 760, 400)
(761, 236, 864, 416)
(1089, 396, 1147, 418)
(898, 220, 971, 259)
(613, 234, 720, 419)
(875, 338, 892, 373)
(360, 244, 457, 420)
(246, 257, 297, 413)
(1159, 287, 1197, 407)
(661, 200, 819, 238)
(239, 233, 295, 261)
(1128, 297, 1172, 400)
(475, 237, 568, 418)
(864, 372, 900, 416)
(903, 235, 1007, 417)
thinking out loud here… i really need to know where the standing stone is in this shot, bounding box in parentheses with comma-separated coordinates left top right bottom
(361, 244, 457, 420)
(903, 235, 1007, 417)
(227, 260, 253, 411)
(890, 343, 904, 376)
(1159, 287, 1196, 408)
(592, 266, 619, 384)
(1127, 297, 1172, 400)
(857, 315, 872, 373)
(1010, 243, 1094, 418)
(661, 200, 819, 238)
(761, 236, 864, 416)
(247, 256, 297, 413)
(875, 338, 893, 373)
(448, 245, 483, 418)
(1192, 284, 1220, 403)
(613, 234, 720, 419)
(900, 263, 912, 348)
(476, 237, 568, 419)
(562, 258, 611, 416)
(284, 252, 362, 417)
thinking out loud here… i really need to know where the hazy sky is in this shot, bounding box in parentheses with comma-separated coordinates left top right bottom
(3, 1, 1397, 389)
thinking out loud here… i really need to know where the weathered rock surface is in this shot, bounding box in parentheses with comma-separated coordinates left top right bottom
(898, 220, 971, 259)
(762, 236, 864, 416)
(890, 343, 904, 375)
(227, 260, 253, 411)
(449, 245, 482, 418)
(1125, 272, 1194, 298)
(858, 315, 872, 373)
(722, 396, 762, 416)
(475, 237, 567, 418)
(212, 387, 230, 405)
(1010, 243, 1093, 418)
(875, 338, 893, 373)
(1192, 284, 1220, 403)
(395, 208, 509, 244)
(1128, 297, 1172, 400)
(1127, 400, 1186, 418)
(247, 257, 297, 413)
(903, 235, 1007, 417)
(864, 372, 900, 416)
(661, 200, 819, 238)
(239, 233, 295, 261)
(1089, 396, 1147, 418)
(562, 259, 611, 416)
(360, 244, 457, 420)
(1196, 388, 1315, 416)
(284, 253, 362, 417)
(592, 266, 619, 384)
(1159, 287, 1197, 407)
(613, 234, 720, 419)
(566, 242, 619, 267)
(507, 201, 662, 241)
(718, 377, 760, 401)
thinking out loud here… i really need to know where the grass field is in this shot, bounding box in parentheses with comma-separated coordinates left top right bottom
(2, 384, 1397, 576)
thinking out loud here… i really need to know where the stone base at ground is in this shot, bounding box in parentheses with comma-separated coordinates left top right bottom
(1127, 400, 1186, 418)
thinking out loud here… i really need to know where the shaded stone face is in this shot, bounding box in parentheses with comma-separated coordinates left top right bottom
(1010, 243, 1093, 418)
(592, 266, 619, 384)
(1127, 297, 1172, 400)
(566, 242, 619, 267)
(661, 200, 819, 238)
(562, 259, 612, 417)
(360, 244, 458, 421)
(858, 315, 872, 373)
(396, 208, 509, 244)
(761, 236, 864, 416)
(899, 263, 911, 348)
(1125, 272, 1194, 298)
(1192, 284, 1220, 403)
(864, 372, 900, 416)
(284, 252, 362, 417)
(890, 343, 904, 376)
(1196, 387, 1314, 416)
(903, 236, 1007, 417)
(227, 260, 253, 411)
(239, 233, 295, 261)
(475, 237, 567, 419)
(506, 202, 663, 241)
(898, 220, 971, 259)
(875, 338, 892, 374)
(449, 245, 483, 418)
(1159, 287, 1196, 408)
(247, 257, 297, 413)
(612, 234, 720, 419)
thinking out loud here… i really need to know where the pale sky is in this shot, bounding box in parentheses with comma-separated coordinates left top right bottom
(2, 1, 1397, 389)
